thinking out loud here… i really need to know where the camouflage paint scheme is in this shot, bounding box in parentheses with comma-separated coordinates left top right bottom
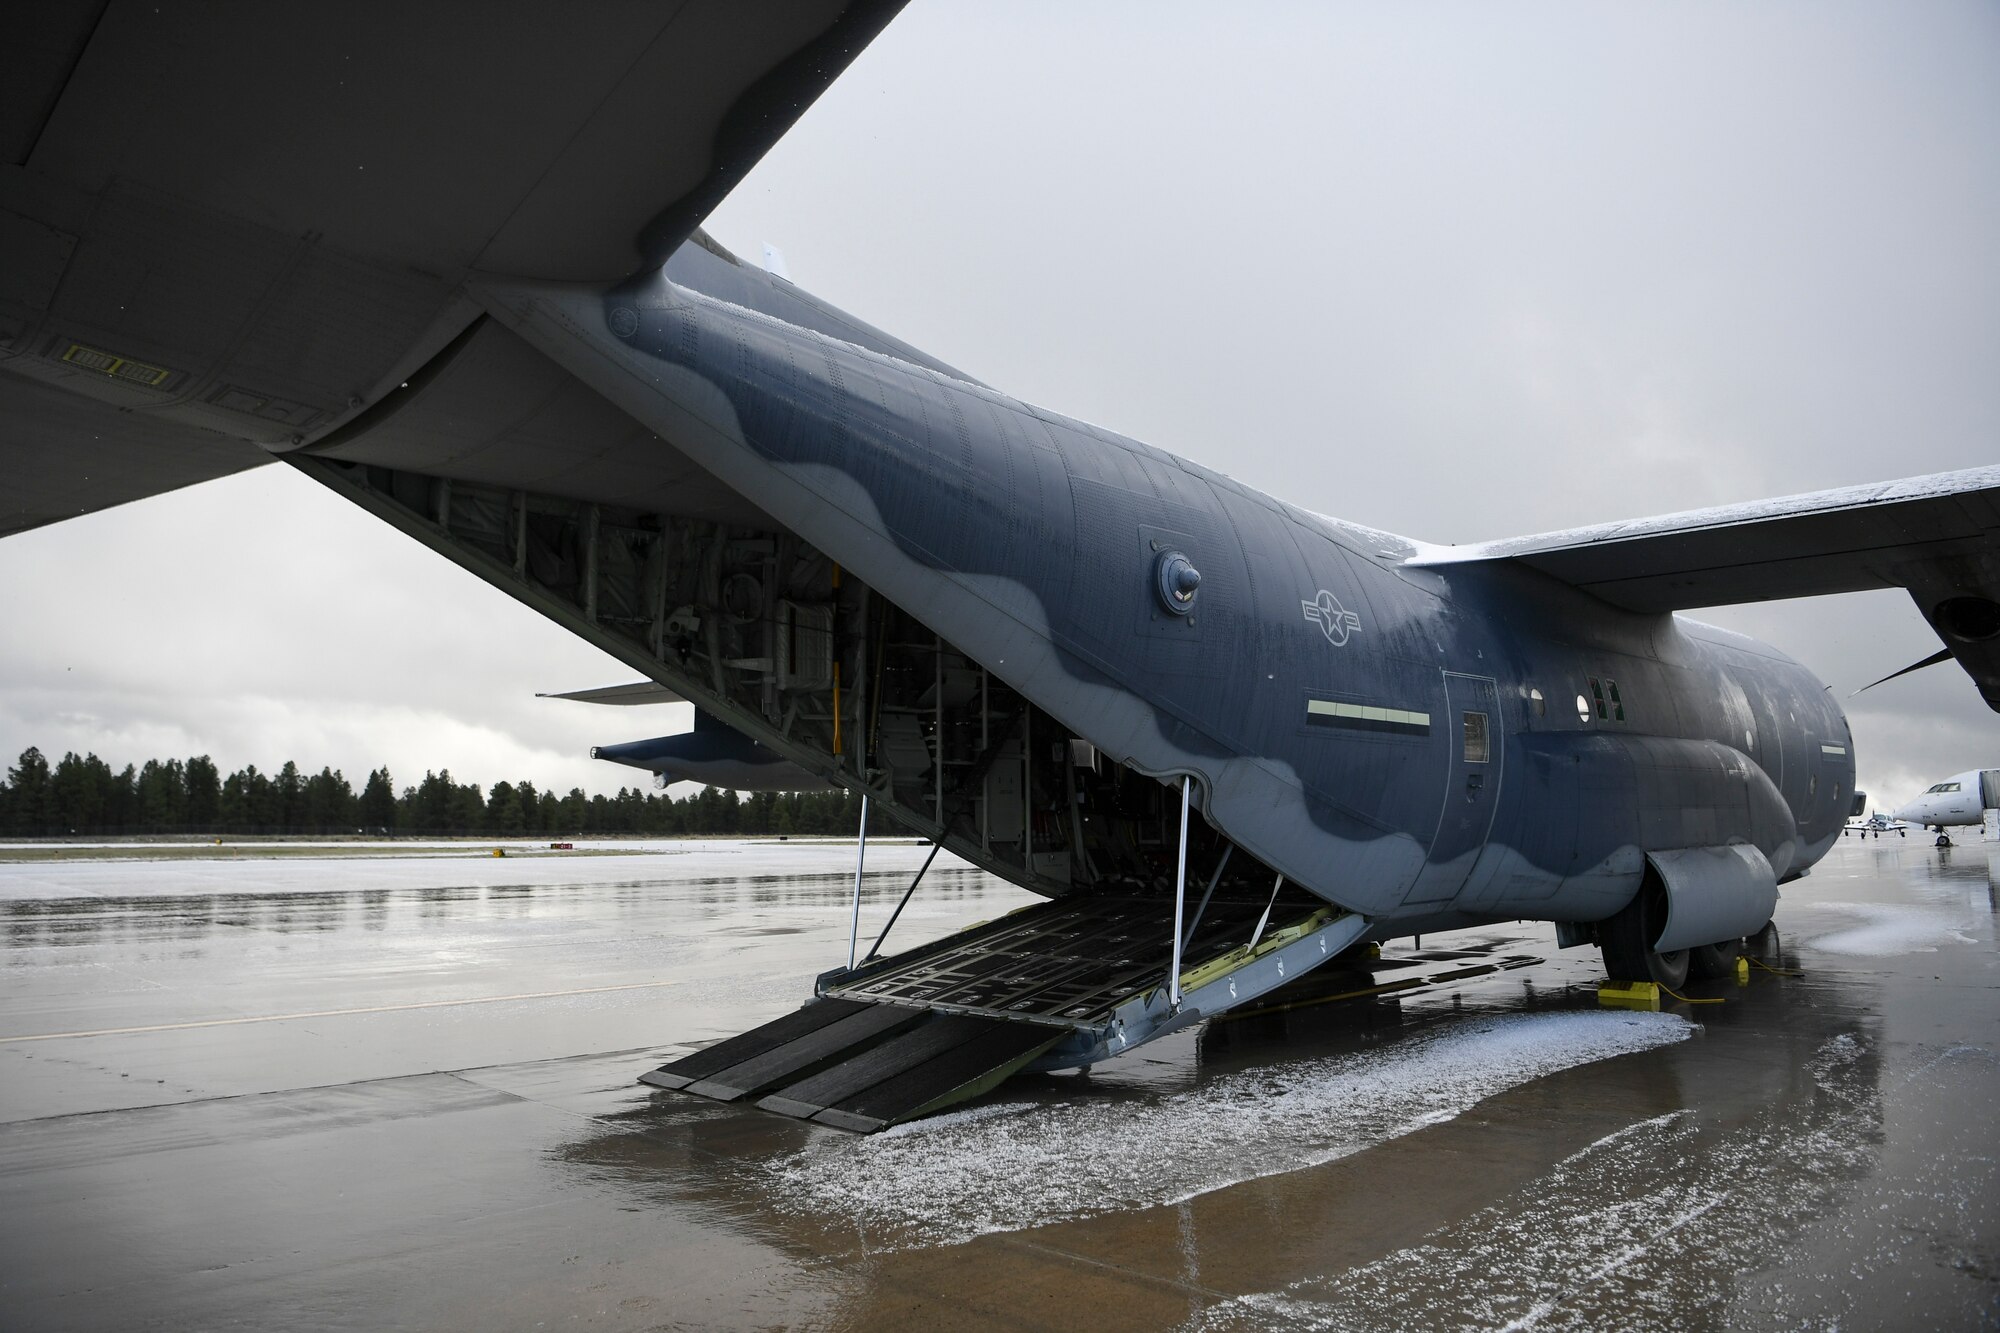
(473, 238, 1854, 941)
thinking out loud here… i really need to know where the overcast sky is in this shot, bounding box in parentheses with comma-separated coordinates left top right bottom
(2, 1, 1996, 808)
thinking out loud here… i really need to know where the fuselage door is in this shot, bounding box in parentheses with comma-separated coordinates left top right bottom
(1402, 672, 1504, 905)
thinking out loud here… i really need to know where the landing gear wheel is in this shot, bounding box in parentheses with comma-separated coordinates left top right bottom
(1688, 940, 1741, 980)
(1936, 832, 1953, 848)
(1746, 920, 1780, 961)
(1598, 878, 1689, 989)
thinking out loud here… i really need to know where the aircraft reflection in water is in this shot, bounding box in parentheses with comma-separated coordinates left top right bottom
(3, 5, 1996, 1127)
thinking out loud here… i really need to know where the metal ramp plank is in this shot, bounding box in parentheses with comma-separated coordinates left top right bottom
(642, 888, 1345, 1129)
(755, 1013, 997, 1120)
(813, 1020, 1063, 1133)
(640, 997, 871, 1091)
(825, 889, 1324, 1025)
(681, 1002, 925, 1102)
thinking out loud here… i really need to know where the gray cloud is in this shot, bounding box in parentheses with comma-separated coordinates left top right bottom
(0, 467, 667, 798)
(4, 1, 1996, 810)
(705, 0, 2000, 809)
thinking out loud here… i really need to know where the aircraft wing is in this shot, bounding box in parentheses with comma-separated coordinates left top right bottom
(0, 2, 904, 536)
(1410, 466, 2000, 709)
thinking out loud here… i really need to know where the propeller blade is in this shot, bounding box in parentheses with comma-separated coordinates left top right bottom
(1852, 647, 1953, 695)
(537, 681, 684, 706)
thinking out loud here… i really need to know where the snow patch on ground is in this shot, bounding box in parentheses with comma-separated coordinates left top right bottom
(1802, 902, 1972, 957)
(758, 1010, 1692, 1248)
(1186, 1032, 1883, 1332)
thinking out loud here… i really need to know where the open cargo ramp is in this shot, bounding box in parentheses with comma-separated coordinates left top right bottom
(642, 888, 1371, 1131)
(641, 998, 1062, 1132)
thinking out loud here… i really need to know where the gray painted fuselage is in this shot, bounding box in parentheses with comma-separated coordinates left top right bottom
(470, 242, 1853, 935)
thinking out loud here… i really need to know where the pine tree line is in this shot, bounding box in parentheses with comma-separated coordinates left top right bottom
(0, 747, 881, 838)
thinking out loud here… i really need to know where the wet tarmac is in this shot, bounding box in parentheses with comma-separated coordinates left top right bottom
(1, 837, 1995, 1331)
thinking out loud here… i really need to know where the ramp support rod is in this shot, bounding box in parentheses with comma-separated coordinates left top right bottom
(863, 839, 942, 964)
(847, 794, 870, 970)
(1181, 844, 1233, 951)
(1249, 873, 1284, 949)
(1169, 777, 1192, 1010)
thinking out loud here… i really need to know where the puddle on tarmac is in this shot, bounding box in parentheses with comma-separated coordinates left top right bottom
(1800, 902, 1981, 957)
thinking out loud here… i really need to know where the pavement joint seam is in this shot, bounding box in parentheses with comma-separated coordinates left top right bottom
(998, 1233, 1235, 1302)
(0, 1047, 682, 1127)
(0, 979, 684, 1044)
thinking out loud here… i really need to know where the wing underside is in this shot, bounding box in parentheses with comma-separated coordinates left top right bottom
(0, 2, 905, 536)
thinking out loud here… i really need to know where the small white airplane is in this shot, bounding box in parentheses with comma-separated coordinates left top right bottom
(1891, 770, 1999, 846)
(1843, 810, 1907, 839)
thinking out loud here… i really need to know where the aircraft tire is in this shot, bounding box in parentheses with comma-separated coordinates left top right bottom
(1744, 912, 1776, 956)
(1598, 877, 1689, 988)
(1687, 940, 1740, 980)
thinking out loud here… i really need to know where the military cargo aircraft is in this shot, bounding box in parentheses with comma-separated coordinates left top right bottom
(1892, 770, 2000, 846)
(3, 4, 1997, 1128)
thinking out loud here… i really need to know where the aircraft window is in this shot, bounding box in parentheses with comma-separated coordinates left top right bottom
(1607, 679, 1625, 721)
(1529, 687, 1545, 717)
(1588, 678, 1608, 720)
(1575, 693, 1590, 722)
(1462, 712, 1490, 763)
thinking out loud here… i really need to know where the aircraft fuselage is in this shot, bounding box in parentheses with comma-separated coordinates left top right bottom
(467, 253, 1857, 934)
(1892, 770, 1998, 829)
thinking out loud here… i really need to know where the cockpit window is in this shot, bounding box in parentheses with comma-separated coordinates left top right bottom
(1926, 782, 1961, 793)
